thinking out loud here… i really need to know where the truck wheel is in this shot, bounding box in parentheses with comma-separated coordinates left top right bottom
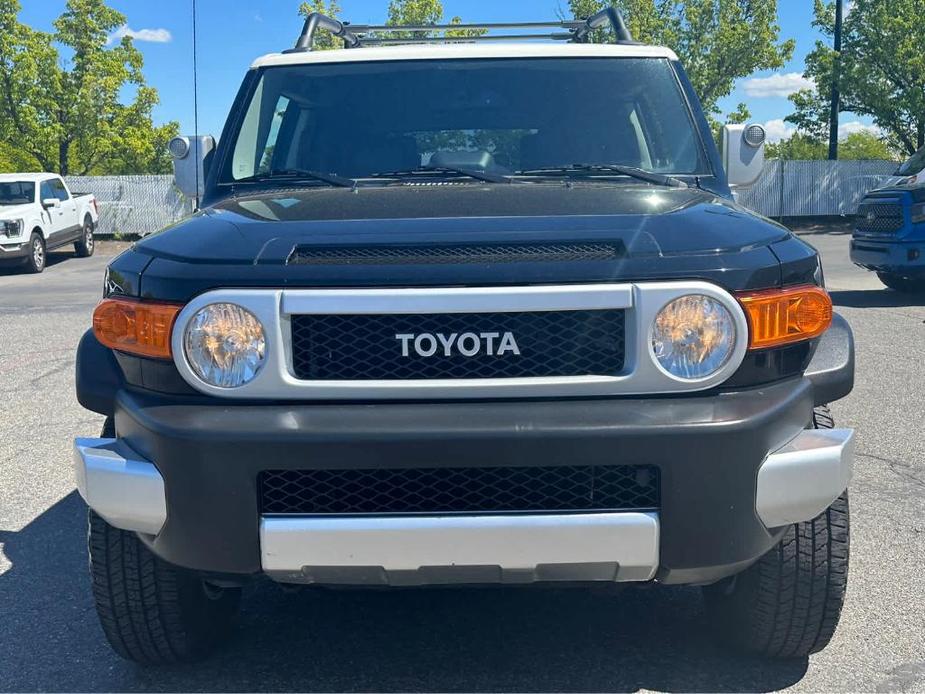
(88, 418, 240, 665)
(24, 232, 46, 273)
(74, 217, 95, 257)
(88, 511, 241, 664)
(702, 407, 849, 658)
(877, 272, 925, 293)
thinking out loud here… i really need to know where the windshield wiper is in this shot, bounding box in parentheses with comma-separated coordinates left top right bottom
(234, 168, 356, 188)
(518, 164, 688, 188)
(369, 165, 515, 184)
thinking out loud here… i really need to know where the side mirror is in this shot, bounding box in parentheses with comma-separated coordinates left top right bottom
(722, 123, 766, 188)
(169, 135, 216, 200)
(42, 198, 60, 209)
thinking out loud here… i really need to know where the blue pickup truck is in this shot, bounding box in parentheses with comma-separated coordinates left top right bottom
(851, 184, 925, 293)
(851, 147, 925, 292)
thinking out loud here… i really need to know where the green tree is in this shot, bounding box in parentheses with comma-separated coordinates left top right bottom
(766, 130, 897, 161)
(787, 0, 925, 156)
(386, 0, 441, 27)
(0, 0, 178, 175)
(838, 131, 897, 160)
(567, 1, 794, 123)
(765, 132, 828, 160)
(299, 0, 481, 49)
(0, 141, 40, 173)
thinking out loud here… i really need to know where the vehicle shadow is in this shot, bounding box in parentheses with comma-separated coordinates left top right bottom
(0, 250, 76, 276)
(0, 493, 809, 693)
(830, 288, 925, 309)
(789, 219, 855, 236)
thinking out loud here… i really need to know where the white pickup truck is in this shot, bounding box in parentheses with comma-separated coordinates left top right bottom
(0, 173, 99, 273)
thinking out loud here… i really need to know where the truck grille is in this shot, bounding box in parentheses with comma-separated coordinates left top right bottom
(855, 201, 904, 235)
(290, 310, 626, 381)
(259, 465, 659, 515)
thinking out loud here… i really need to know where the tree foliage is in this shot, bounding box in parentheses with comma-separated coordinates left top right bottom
(766, 130, 898, 160)
(299, 0, 482, 49)
(0, 0, 177, 175)
(787, 0, 925, 156)
(567, 1, 794, 122)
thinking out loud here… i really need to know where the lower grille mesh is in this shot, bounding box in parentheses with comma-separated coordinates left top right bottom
(259, 465, 659, 515)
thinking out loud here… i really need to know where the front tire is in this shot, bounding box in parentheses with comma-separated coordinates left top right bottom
(74, 217, 95, 257)
(877, 271, 925, 293)
(88, 418, 240, 665)
(24, 232, 45, 273)
(88, 511, 241, 664)
(702, 406, 849, 658)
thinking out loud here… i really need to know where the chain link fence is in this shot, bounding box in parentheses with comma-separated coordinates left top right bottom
(64, 175, 194, 238)
(735, 159, 898, 218)
(68, 162, 899, 238)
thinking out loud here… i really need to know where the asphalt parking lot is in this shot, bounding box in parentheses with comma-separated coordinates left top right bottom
(0, 230, 923, 693)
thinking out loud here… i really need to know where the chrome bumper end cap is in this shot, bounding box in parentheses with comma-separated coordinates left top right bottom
(73, 437, 167, 535)
(756, 428, 854, 528)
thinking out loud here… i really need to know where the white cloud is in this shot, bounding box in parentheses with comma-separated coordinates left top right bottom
(108, 25, 172, 44)
(838, 120, 882, 138)
(742, 72, 814, 98)
(761, 118, 796, 144)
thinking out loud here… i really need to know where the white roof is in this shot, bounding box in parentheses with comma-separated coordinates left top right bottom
(252, 42, 678, 69)
(0, 172, 57, 183)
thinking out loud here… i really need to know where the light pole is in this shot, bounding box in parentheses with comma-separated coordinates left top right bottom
(827, 0, 843, 160)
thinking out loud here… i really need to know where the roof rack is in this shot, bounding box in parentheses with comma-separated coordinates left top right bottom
(288, 7, 634, 52)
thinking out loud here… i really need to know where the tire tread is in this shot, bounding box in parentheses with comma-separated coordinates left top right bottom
(87, 420, 239, 664)
(703, 406, 849, 659)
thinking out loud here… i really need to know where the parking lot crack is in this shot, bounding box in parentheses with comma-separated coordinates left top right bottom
(857, 452, 925, 489)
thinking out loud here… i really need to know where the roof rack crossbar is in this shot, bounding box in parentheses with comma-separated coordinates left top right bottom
(359, 33, 578, 45)
(289, 10, 634, 52)
(345, 21, 587, 33)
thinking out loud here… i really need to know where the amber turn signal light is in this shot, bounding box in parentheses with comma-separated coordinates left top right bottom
(93, 298, 181, 360)
(737, 285, 833, 350)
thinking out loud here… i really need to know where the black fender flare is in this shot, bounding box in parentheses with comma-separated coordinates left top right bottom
(805, 312, 855, 407)
(76, 329, 123, 417)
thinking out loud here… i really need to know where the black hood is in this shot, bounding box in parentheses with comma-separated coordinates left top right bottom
(117, 184, 815, 301)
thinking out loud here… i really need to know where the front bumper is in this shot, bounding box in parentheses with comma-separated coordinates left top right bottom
(0, 239, 29, 260)
(851, 237, 925, 275)
(73, 377, 853, 586)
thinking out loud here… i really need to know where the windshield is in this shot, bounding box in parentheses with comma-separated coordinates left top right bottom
(223, 58, 709, 184)
(0, 181, 35, 205)
(897, 146, 925, 176)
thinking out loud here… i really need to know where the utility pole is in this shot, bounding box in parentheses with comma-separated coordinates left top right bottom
(827, 0, 843, 160)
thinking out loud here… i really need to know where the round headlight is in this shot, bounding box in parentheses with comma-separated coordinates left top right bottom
(184, 303, 266, 388)
(651, 295, 736, 380)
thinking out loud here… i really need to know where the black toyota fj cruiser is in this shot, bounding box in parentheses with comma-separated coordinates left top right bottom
(74, 11, 855, 665)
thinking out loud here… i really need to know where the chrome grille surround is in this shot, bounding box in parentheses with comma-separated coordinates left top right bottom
(170, 282, 749, 400)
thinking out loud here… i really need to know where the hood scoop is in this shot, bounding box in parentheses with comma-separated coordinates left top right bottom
(287, 242, 626, 266)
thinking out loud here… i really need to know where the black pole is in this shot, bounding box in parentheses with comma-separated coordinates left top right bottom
(827, 0, 843, 160)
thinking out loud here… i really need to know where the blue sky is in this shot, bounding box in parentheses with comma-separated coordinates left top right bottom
(20, 0, 876, 142)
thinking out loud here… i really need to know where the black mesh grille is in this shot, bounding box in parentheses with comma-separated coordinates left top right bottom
(260, 465, 660, 515)
(290, 310, 625, 380)
(856, 202, 904, 235)
(288, 243, 624, 266)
